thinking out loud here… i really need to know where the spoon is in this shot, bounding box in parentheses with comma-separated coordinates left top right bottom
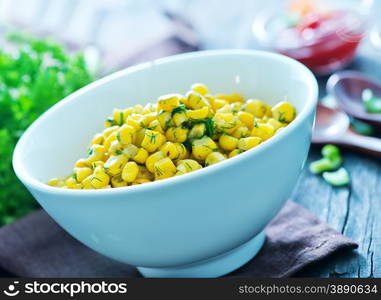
(327, 71, 381, 126)
(312, 104, 381, 157)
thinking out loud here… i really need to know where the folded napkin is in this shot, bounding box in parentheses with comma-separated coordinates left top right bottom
(0, 201, 357, 278)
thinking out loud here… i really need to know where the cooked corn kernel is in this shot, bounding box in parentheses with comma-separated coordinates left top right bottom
(146, 151, 165, 173)
(158, 94, 181, 112)
(192, 136, 218, 161)
(219, 134, 238, 151)
(191, 83, 209, 95)
(141, 130, 165, 152)
(237, 137, 262, 151)
(154, 158, 177, 180)
(271, 101, 296, 123)
(205, 152, 226, 166)
(133, 148, 149, 164)
(50, 84, 296, 189)
(104, 155, 128, 176)
(166, 127, 188, 143)
(251, 123, 275, 141)
(176, 159, 202, 173)
(122, 161, 139, 182)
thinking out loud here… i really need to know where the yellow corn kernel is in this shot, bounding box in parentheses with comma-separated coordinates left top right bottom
(123, 107, 134, 117)
(111, 175, 128, 188)
(157, 94, 181, 112)
(143, 103, 156, 114)
(237, 137, 262, 151)
(141, 130, 165, 152)
(186, 106, 209, 119)
(271, 101, 296, 123)
(176, 159, 202, 173)
(157, 111, 173, 130)
(113, 108, 126, 126)
(213, 113, 237, 134)
(90, 133, 104, 146)
(117, 124, 136, 145)
(191, 83, 209, 95)
(215, 93, 244, 103)
(175, 143, 188, 161)
(103, 132, 118, 151)
(102, 125, 119, 138)
(244, 99, 268, 118)
(146, 151, 165, 173)
(134, 129, 146, 147)
(104, 118, 116, 128)
(186, 91, 210, 109)
(166, 127, 188, 143)
(212, 98, 228, 111)
(126, 114, 143, 130)
(141, 112, 157, 127)
(188, 123, 206, 139)
(232, 126, 251, 139)
(237, 111, 254, 128)
(133, 178, 151, 185)
(172, 110, 189, 127)
(219, 134, 238, 151)
(122, 161, 139, 182)
(75, 158, 88, 168)
(205, 152, 226, 166)
(154, 158, 176, 180)
(108, 140, 123, 155)
(192, 136, 218, 161)
(148, 119, 165, 134)
(47, 178, 64, 187)
(251, 123, 275, 141)
(161, 141, 186, 160)
(66, 177, 82, 189)
(267, 118, 286, 130)
(73, 167, 93, 182)
(123, 144, 139, 159)
(228, 149, 242, 158)
(216, 104, 232, 114)
(90, 166, 110, 188)
(133, 104, 144, 114)
(137, 166, 154, 180)
(104, 155, 128, 176)
(91, 161, 104, 169)
(133, 147, 149, 164)
(230, 102, 243, 113)
(85, 144, 106, 164)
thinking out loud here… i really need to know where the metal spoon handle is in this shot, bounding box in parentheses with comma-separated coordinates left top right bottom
(340, 131, 381, 157)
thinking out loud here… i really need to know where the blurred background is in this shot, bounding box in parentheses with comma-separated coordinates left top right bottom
(1, 0, 381, 225)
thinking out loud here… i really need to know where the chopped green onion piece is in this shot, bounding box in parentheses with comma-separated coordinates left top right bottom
(364, 99, 381, 114)
(309, 155, 342, 174)
(321, 144, 340, 160)
(351, 118, 375, 136)
(322, 168, 350, 187)
(362, 88, 381, 113)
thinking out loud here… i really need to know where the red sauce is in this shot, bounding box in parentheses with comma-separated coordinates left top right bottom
(273, 10, 365, 75)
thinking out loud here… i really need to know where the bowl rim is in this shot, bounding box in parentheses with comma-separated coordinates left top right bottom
(13, 49, 318, 196)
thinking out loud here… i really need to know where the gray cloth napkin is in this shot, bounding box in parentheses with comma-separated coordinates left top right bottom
(0, 201, 357, 278)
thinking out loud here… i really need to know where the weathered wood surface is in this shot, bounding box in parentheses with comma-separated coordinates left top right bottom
(0, 0, 380, 278)
(294, 56, 381, 278)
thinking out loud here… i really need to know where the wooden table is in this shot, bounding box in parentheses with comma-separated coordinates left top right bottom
(294, 56, 381, 278)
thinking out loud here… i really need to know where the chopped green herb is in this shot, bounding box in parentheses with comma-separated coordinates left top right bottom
(183, 139, 193, 151)
(362, 88, 381, 114)
(278, 111, 287, 123)
(119, 111, 124, 125)
(116, 131, 121, 142)
(322, 168, 350, 187)
(72, 172, 78, 182)
(171, 104, 187, 116)
(87, 148, 94, 157)
(115, 149, 123, 155)
(106, 118, 117, 126)
(155, 166, 164, 176)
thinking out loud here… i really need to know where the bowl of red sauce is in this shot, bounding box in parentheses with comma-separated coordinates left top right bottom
(253, 0, 372, 75)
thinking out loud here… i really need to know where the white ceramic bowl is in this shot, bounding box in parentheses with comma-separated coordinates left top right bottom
(13, 50, 318, 277)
